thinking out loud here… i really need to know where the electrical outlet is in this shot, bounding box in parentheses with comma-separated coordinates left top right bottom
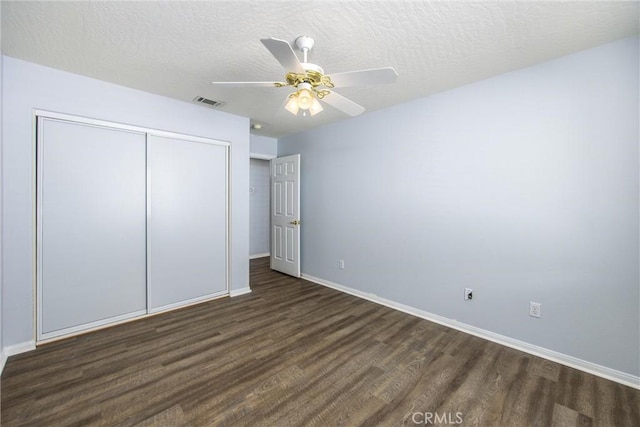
(339, 260, 345, 269)
(530, 302, 541, 318)
(464, 288, 473, 300)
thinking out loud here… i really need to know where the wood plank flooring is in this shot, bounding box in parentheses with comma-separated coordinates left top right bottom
(2, 257, 639, 426)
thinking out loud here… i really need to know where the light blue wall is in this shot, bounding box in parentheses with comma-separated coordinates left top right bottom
(250, 134, 277, 157)
(279, 37, 639, 376)
(2, 56, 250, 348)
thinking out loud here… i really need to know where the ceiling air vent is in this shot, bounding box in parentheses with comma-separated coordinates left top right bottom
(193, 96, 225, 108)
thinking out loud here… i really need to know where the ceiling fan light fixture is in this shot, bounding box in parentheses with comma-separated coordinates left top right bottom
(297, 88, 313, 110)
(296, 82, 314, 110)
(285, 95, 300, 115)
(309, 97, 323, 116)
(286, 82, 321, 116)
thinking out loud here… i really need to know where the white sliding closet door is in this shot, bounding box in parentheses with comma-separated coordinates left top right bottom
(38, 118, 147, 340)
(147, 135, 228, 312)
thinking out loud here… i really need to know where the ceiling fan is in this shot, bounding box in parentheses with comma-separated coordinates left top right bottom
(211, 36, 398, 117)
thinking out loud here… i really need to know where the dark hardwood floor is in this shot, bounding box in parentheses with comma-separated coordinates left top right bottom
(2, 257, 639, 426)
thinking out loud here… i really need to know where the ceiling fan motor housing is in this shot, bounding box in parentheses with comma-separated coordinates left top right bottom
(295, 36, 315, 52)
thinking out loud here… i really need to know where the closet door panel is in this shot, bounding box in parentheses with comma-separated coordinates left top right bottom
(147, 135, 228, 311)
(39, 118, 147, 338)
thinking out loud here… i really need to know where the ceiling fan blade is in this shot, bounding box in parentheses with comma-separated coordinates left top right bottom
(261, 38, 306, 74)
(321, 91, 365, 117)
(326, 67, 398, 87)
(211, 81, 285, 88)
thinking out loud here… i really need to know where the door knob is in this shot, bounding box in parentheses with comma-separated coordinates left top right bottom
(289, 220, 301, 225)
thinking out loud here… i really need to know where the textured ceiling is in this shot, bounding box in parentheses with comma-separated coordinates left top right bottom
(2, 1, 638, 138)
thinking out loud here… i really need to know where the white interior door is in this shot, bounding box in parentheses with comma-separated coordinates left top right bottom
(270, 154, 301, 277)
(37, 117, 147, 340)
(147, 135, 228, 313)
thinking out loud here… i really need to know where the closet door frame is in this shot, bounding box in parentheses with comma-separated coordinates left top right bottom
(35, 110, 231, 344)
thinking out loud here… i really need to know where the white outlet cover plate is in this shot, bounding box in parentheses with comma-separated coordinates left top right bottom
(530, 302, 541, 318)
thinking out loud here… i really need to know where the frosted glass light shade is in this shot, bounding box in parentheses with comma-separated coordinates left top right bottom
(285, 96, 299, 115)
(309, 98, 323, 116)
(284, 87, 323, 116)
(297, 89, 313, 110)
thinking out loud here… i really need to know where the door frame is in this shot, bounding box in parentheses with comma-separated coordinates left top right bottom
(34, 110, 231, 343)
(250, 153, 276, 161)
(249, 152, 276, 260)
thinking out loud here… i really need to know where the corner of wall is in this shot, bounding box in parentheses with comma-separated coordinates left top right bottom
(229, 287, 252, 297)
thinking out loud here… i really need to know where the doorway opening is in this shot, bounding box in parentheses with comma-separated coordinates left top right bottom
(249, 158, 271, 260)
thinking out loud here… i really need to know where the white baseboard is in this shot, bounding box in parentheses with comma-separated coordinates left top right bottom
(302, 274, 640, 390)
(249, 253, 270, 260)
(230, 286, 252, 297)
(1, 340, 37, 375)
